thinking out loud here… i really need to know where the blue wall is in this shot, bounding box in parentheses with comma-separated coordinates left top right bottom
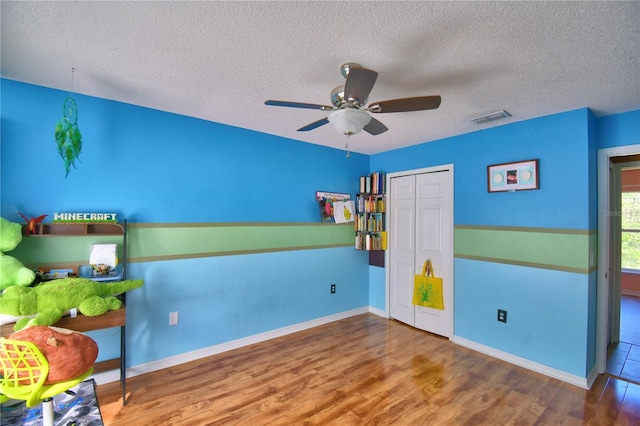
(372, 109, 592, 228)
(2, 78, 638, 380)
(370, 107, 638, 378)
(1, 79, 369, 222)
(1, 78, 371, 366)
(596, 110, 640, 149)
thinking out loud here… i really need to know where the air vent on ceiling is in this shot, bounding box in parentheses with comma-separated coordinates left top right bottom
(470, 110, 512, 125)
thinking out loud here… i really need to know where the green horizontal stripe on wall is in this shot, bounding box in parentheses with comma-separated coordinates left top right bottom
(454, 225, 595, 274)
(12, 223, 355, 267)
(128, 223, 354, 260)
(11, 235, 125, 267)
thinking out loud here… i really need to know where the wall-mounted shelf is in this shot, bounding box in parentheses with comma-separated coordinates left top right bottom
(356, 172, 387, 267)
(355, 193, 387, 251)
(24, 222, 125, 236)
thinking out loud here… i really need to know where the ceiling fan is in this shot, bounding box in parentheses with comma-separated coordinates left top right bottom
(265, 62, 441, 137)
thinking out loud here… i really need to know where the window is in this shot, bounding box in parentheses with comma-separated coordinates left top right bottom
(621, 191, 640, 270)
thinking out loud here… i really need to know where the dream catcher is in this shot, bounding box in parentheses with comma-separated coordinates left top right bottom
(54, 68, 83, 177)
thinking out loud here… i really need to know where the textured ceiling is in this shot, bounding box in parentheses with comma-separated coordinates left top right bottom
(2, 1, 639, 154)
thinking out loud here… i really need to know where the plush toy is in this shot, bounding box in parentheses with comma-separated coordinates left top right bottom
(18, 212, 47, 235)
(0, 277, 143, 331)
(7, 326, 98, 384)
(0, 217, 36, 291)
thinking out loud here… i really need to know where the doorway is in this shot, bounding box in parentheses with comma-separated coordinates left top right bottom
(596, 146, 640, 382)
(606, 160, 640, 382)
(386, 165, 454, 338)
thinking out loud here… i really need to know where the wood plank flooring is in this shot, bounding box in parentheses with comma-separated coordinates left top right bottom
(97, 314, 640, 425)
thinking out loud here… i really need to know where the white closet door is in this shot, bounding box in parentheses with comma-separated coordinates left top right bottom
(413, 170, 453, 338)
(388, 168, 453, 338)
(389, 174, 416, 326)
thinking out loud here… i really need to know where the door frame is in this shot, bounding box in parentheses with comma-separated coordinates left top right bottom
(384, 164, 455, 337)
(596, 145, 640, 374)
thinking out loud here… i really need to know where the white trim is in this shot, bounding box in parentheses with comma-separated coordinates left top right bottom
(586, 365, 600, 389)
(453, 336, 592, 389)
(596, 144, 640, 375)
(91, 307, 369, 385)
(91, 306, 599, 389)
(368, 306, 388, 318)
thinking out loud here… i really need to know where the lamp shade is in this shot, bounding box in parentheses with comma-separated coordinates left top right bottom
(327, 109, 372, 135)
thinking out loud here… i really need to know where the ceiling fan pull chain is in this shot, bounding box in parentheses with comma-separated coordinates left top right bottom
(345, 133, 351, 158)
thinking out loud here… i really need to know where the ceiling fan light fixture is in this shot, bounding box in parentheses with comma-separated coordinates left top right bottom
(328, 109, 372, 135)
(470, 110, 512, 125)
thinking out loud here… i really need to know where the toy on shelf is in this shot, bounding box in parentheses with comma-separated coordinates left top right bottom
(18, 212, 47, 235)
(0, 217, 36, 291)
(0, 277, 143, 331)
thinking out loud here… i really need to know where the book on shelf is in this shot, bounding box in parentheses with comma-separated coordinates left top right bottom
(355, 171, 386, 252)
(355, 213, 384, 232)
(356, 195, 385, 213)
(358, 172, 385, 194)
(355, 231, 387, 251)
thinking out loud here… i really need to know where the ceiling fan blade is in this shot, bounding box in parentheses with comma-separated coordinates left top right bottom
(265, 100, 333, 110)
(297, 117, 330, 132)
(369, 96, 441, 113)
(343, 67, 378, 104)
(363, 117, 388, 135)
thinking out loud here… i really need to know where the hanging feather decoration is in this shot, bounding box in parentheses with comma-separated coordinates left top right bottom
(55, 68, 82, 178)
(55, 96, 82, 178)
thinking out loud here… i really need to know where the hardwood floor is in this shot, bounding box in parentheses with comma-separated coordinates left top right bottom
(97, 314, 640, 425)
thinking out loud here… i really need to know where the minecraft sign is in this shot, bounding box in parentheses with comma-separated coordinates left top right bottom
(53, 213, 118, 223)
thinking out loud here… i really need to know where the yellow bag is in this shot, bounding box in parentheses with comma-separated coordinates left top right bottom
(412, 259, 444, 309)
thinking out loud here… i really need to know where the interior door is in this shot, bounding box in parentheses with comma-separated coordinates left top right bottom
(389, 174, 416, 326)
(608, 162, 622, 345)
(413, 171, 453, 337)
(388, 168, 453, 338)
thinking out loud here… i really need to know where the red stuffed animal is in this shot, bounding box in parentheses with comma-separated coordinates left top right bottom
(7, 326, 98, 384)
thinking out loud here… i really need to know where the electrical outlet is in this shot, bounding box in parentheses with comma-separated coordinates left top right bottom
(497, 309, 507, 323)
(330, 284, 336, 294)
(169, 311, 179, 326)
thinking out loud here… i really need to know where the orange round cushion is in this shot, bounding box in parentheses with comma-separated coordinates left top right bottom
(9, 326, 98, 385)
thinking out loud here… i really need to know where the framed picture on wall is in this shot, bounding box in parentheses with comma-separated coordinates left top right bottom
(487, 159, 539, 192)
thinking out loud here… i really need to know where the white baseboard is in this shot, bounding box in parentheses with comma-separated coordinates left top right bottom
(91, 307, 369, 385)
(586, 365, 599, 389)
(92, 308, 594, 390)
(453, 336, 590, 389)
(368, 306, 388, 318)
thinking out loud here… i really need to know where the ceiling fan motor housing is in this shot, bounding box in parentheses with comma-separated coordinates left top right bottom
(340, 62, 361, 79)
(331, 86, 345, 107)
